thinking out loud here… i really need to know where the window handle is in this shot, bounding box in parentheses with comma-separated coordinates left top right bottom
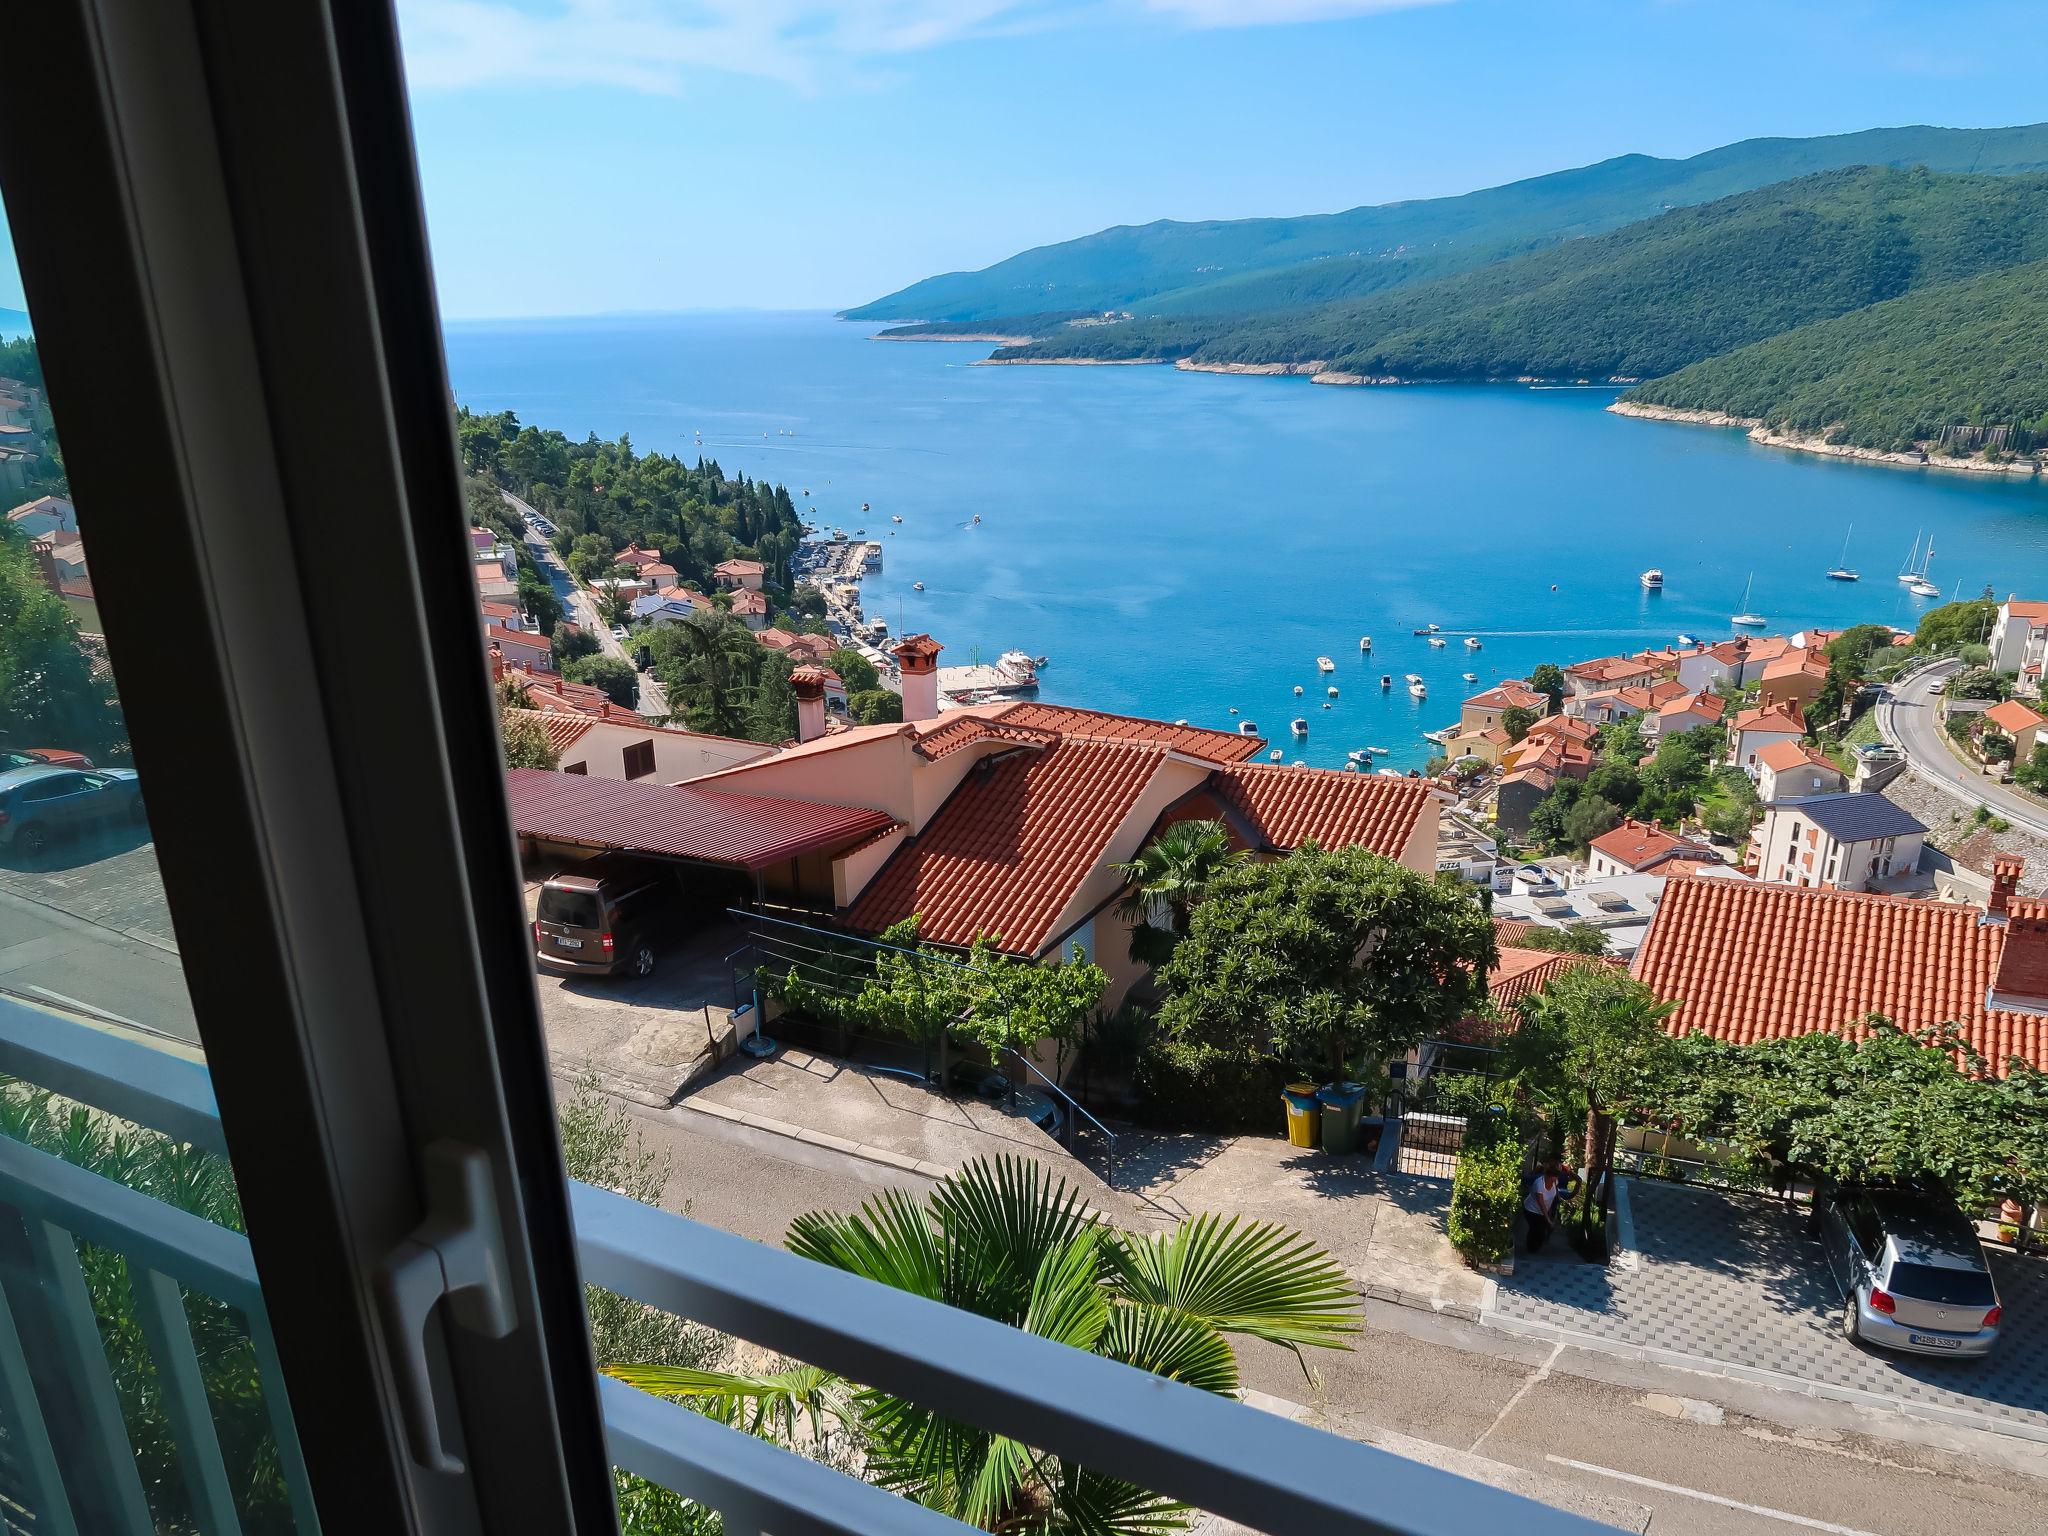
(374, 1142, 517, 1474)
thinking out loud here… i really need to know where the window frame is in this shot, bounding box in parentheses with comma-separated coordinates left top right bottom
(0, 2, 613, 1530)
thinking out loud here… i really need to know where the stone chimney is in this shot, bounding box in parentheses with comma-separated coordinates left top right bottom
(1989, 855, 2025, 919)
(892, 634, 943, 724)
(791, 664, 833, 743)
(487, 642, 505, 681)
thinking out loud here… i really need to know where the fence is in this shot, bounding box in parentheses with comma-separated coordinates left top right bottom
(1382, 1043, 1517, 1181)
(727, 910, 1122, 1188)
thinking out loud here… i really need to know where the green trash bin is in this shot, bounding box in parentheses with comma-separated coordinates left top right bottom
(1282, 1083, 1322, 1148)
(1317, 1082, 1367, 1154)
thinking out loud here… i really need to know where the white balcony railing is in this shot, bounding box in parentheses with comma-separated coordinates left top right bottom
(0, 997, 1607, 1536)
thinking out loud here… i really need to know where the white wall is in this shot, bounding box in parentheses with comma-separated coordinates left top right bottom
(558, 721, 774, 783)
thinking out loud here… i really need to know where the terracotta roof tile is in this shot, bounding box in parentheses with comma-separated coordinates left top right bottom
(913, 716, 1062, 761)
(1755, 739, 1837, 774)
(992, 701, 1263, 762)
(1733, 702, 1807, 736)
(1211, 764, 1433, 855)
(844, 738, 1167, 955)
(1466, 680, 1545, 712)
(1631, 876, 2048, 1073)
(1984, 699, 2046, 735)
(1490, 947, 1595, 1007)
(509, 710, 596, 754)
(1588, 818, 1719, 872)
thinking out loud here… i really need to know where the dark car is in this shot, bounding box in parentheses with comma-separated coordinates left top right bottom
(1813, 1184, 2002, 1358)
(0, 765, 145, 854)
(532, 852, 688, 979)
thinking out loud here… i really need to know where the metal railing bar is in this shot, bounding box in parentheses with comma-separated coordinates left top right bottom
(0, 997, 226, 1156)
(571, 1182, 1604, 1536)
(0, 1137, 263, 1313)
(246, 1313, 321, 1536)
(599, 1377, 968, 1536)
(21, 1218, 155, 1536)
(0, 1277, 80, 1536)
(130, 1268, 244, 1536)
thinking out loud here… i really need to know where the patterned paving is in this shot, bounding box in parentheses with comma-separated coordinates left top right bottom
(1488, 1178, 2048, 1432)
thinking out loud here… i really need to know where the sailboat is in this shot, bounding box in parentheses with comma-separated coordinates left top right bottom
(1731, 573, 1766, 628)
(1897, 531, 1923, 585)
(1826, 524, 1859, 582)
(1908, 537, 1941, 597)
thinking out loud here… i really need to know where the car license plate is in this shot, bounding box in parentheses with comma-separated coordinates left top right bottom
(556, 937, 583, 950)
(1907, 1332, 1960, 1349)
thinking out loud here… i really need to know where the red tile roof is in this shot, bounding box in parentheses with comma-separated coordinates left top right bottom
(510, 710, 595, 754)
(1211, 764, 1433, 856)
(1761, 649, 1829, 682)
(1755, 739, 1838, 775)
(1659, 690, 1726, 722)
(1632, 875, 2048, 1072)
(486, 624, 550, 656)
(1526, 714, 1597, 744)
(1567, 655, 1657, 684)
(1491, 947, 1594, 1008)
(1983, 699, 2046, 735)
(1733, 703, 1806, 737)
(1589, 818, 1718, 872)
(893, 633, 944, 663)
(506, 767, 896, 871)
(1466, 680, 1545, 712)
(2004, 600, 2048, 622)
(912, 716, 1062, 761)
(843, 738, 1166, 954)
(728, 588, 768, 615)
(991, 701, 1263, 762)
(1492, 917, 1535, 947)
(714, 558, 765, 577)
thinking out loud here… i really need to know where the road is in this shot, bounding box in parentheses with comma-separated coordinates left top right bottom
(500, 487, 669, 719)
(1876, 656, 2048, 838)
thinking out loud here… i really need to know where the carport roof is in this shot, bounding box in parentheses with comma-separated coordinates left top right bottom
(506, 768, 898, 871)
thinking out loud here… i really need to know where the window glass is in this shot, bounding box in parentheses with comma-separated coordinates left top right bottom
(1886, 1262, 1997, 1308)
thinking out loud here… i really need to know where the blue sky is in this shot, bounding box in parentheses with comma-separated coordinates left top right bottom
(4, 1, 2046, 318)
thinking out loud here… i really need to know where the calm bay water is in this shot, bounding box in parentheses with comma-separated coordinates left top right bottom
(443, 310, 2048, 771)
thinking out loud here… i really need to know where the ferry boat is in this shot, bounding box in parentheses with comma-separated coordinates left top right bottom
(1317, 656, 1337, 673)
(1291, 719, 1309, 736)
(1359, 636, 1373, 651)
(1640, 568, 1664, 590)
(1238, 720, 1259, 735)
(1408, 680, 1428, 698)
(1412, 623, 1441, 636)
(996, 651, 1040, 689)
(1464, 636, 1482, 649)
(1380, 674, 1393, 689)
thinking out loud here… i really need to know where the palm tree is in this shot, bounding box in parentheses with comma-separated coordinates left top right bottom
(607, 1156, 1358, 1533)
(1111, 819, 1243, 968)
(663, 613, 759, 738)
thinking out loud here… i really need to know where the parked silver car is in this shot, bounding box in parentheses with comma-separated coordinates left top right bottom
(1814, 1185, 2001, 1358)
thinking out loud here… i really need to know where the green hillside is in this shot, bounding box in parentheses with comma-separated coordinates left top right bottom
(845, 122, 2048, 322)
(1623, 258, 2048, 453)
(990, 167, 2048, 380)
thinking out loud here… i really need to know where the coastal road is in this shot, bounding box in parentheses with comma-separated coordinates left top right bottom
(1876, 656, 2048, 838)
(501, 488, 670, 719)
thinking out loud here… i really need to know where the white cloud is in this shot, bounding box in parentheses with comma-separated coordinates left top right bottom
(397, 0, 1450, 94)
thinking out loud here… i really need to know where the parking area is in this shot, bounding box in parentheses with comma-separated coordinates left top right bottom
(1488, 1177, 2048, 1436)
(0, 824, 175, 947)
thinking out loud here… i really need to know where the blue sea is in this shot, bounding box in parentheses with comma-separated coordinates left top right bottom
(443, 310, 2048, 771)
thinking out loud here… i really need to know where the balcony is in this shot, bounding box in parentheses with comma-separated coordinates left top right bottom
(0, 995, 1604, 1535)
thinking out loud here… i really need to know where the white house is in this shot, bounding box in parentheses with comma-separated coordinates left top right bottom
(1730, 703, 1807, 778)
(1753, 739, 1846, 803)
(1753, 792, 1925, 893)
(1989, 596, 2048, 690)
(6, 494, 76, 539)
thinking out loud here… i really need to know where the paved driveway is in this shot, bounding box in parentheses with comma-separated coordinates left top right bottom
(1877, 657, 2048, 839)
(1488, 1178, 2048, 1437)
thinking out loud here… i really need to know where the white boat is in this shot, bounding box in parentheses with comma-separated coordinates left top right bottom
(1348, 749, 1369, 763)
(1464, 636, 1482, 649)
(1909, 577, 1941, 597)
(1367, 745, 1390, 755)
(861, 502, 870, 513)
(1404, 672, 1423, 684)
(1290, 720, 1309, 739)
(1380, 674, 1393, 689)
(1293, 684, 1304, 696)
(891, 515, 903, 523)
(1238, 720, 1258, 735)
(971, 514, 982, 525)
(1269, 749, 1285, 762)
(1462, 672, 1478, 682)
(1907, 539, 1940, 596)
(1317, 656, 1337, 673)
(1826, 524, 1859, 581)
(1412, 623, 1441, 635)
(1428, 637, 1447, 648)
(1327, 686, 1339, 698)
(1228, 707, 1239, 715)
(1640, 568, 1664, 590)
(1359, 636, 1373, 651)
(1897, 531, 1923, 584)
(1676, 632, 1699, 647)
(912, 582, 924, 591)
(1408, 681, 1428, 698)
(1730, 572, 1766, 628)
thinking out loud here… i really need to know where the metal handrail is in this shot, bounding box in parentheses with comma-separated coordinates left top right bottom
(0, 996, 1607, 1536)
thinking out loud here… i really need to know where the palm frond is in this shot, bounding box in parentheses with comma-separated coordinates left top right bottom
(1023, 1230, 1110, 1353)
(1049, 1464, 1192, 1536)
(1097, 1304, 1238, 1395)
(787, 1186, 946, 1302)
(600, 1362, 848, 1441)
(1104, 1214, 1360, 1352)
(931, 1156, 1099, 1324)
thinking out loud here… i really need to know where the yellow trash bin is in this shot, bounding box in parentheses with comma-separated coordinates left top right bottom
(1282, 1083, 1322, 1148)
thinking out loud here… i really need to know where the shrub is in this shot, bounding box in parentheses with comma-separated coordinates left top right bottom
(1448, 1126, 1525, 1266)
(1130, 1039, 1289, 1132)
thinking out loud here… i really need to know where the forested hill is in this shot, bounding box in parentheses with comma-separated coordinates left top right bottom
(456, 410, 805, 598)
(845, 122, 2048, 322)
(985, 168, 2048, 381)
(1622, 258, 2048, 454)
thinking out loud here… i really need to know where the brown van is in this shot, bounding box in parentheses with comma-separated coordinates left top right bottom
(533, 853, 685, 978)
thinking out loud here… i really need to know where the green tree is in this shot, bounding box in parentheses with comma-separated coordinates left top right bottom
(611, 1156, 1359, 1534)
(565, 653, 639, 708)
(2016, 742, 2048, 793)
(850, 688, 902, 725)
(1513, 923, 1609, 956)
(1595, 714, 1645, 765)
(516, 567, 563, 633)
(1584, 760, 1641, 813)
(748, 651, 799, 743)
(1560, 793, 1622, 853)
(495, 676, 560, 769)
(955, 939, 1108, 1082)
(0, 529, 128, 758)
(1914, 599, 1998, 654)
(1944, 666, 2012, 701)
(553, 622, 601, 664)
(1158, 844, 1496, 1080)
(653, 614, 760, 738)
(1527, 664, 1566, 712)
(595, 578, 633, 628)
(1499, 703, 1538, 743)
(788, 584, 828, 619)
(1111, 818, 1245, 968)
(1510, 967, 1677, 1238)
(827, 647, 879, 694)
